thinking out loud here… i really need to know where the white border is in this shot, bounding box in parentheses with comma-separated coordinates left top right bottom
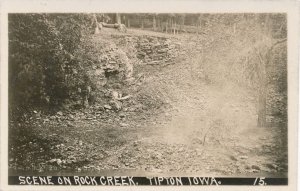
(0, 0, 299, 191)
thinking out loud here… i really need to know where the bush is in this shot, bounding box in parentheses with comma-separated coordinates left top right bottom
(9, 13, 93, 117)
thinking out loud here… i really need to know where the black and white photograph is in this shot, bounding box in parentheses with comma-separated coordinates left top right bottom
(1, 0, 299, 189)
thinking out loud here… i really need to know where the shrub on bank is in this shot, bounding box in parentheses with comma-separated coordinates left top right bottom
(9, 14, 93, 118)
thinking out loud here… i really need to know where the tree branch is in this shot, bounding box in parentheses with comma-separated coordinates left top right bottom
(254, 48, 264, 65)
(269, 38, 287, 54)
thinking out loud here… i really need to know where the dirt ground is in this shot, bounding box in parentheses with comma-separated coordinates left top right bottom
(8, 28, 288, 177)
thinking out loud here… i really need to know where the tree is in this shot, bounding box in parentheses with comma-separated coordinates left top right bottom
(9, 13, 92, 114)
(116, 13, 121, 24)
(179, 14, 186, 33)
(255, 38, 287, 127)
(163, 13, 176, 34)
(255, 47, 268, 128)
(127, 19, 131, 28)
(92, 14, 99, 34)
(140, 15, 144, 29)
(153, 14, 157, 31)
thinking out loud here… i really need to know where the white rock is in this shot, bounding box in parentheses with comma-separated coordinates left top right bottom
(56, 159, 62, 165)
(49, 159, 57, 163)
(104, 105, 112, 110)
(57, 111, 63, 116)
(240, 156, 248, 159)
(120, 123, 129, 127)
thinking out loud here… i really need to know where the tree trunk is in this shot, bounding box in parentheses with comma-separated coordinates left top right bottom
(122, 15, 126, 24)
(127, 19, 130, 28)
(159, 19, 163, 32)
(93, 14, 99, 34)
(174, 20, 176, 34)
(180, 17, 185, 33)
(199, 19, 202, 30)
(256, 49, 267, 128)
(153, 15, 156, 31)
(116, 13, 121, 24)
(141, 17, 144, 29)
(171, 19, 173, 34)
(101, 23, 121, 28)
(165, 21, 168, 33)
(257, 86, 267, 128)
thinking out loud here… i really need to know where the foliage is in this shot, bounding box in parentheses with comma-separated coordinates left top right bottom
(197, 14, 287, 123)
(9, 13, 93, 116)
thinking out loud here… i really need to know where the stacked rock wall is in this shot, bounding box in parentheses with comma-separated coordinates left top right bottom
(113, 35, 181, 65)
(135, 36, 181, 65)
(82, 34, 182, 90)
